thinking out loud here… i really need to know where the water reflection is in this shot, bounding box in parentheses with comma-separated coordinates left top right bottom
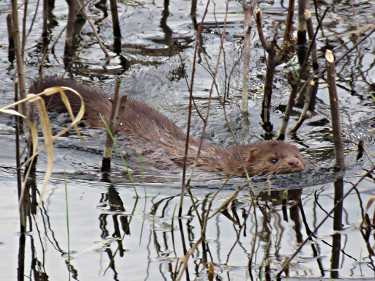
(9, 169, 375, 280)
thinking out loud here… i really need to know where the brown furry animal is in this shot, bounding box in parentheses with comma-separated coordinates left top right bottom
(29, 77, 306, 177)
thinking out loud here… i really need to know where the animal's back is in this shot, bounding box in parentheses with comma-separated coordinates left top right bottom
(30, 77, 213, 158)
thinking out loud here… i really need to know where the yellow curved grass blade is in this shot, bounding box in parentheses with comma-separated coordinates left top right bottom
(1, 86, 85, 214)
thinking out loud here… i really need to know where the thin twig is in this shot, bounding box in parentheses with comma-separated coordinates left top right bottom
(240, 0, 255, 116)
(325, 50, 346, 170)
(185, 0, 229, 186)
(179, 0, 210, 216)
(75, 0, 112, 60)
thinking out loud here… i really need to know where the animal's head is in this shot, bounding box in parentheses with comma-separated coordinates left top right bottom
(242, 141, 306, 176)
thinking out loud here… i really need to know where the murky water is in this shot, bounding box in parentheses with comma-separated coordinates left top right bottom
(0, 0, 375, 280)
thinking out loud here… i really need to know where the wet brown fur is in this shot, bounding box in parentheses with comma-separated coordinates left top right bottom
(29, 77, 306, 177)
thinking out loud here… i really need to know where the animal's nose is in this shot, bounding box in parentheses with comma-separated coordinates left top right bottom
(288, 158, 304, 170)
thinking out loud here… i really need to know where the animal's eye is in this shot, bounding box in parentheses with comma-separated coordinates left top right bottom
(271, 158, 278, 164)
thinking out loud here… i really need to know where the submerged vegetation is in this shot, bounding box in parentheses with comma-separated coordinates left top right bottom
(0, 0, 374, 280)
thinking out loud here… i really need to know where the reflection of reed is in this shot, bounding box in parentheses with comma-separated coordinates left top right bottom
(98, 185, 135, 277)
(17, 181, 80, 279)
(151, 184, 326, 280)
(331, 177, 343, 278)
(64, 0, 86, 68)
(99, 185, 131, 238)
(276, 165, 375, 279)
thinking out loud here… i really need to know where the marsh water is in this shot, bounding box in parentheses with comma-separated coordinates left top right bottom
(0, 0, 375, 280)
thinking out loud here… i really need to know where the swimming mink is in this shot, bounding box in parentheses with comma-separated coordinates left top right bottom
(29, 77, 306, 177)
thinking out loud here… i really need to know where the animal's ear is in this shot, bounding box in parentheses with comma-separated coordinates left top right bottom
(246, 148, 261, 162)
